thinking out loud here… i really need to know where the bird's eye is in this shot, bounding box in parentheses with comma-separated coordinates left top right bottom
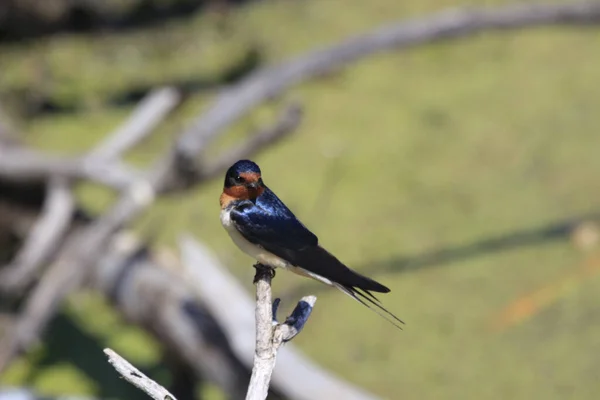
(235, 175, 245, 183)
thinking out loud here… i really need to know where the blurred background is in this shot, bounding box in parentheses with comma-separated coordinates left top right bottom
(1, 0, 600, 399)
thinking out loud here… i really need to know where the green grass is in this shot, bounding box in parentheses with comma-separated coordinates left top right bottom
(2, 0, 600, 399)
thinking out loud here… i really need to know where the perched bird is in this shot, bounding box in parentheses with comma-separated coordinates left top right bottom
(220, 159, 404, 328)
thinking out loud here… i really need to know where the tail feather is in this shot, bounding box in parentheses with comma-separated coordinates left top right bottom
(286, 244, 391, 293)
(334, 283, 405, 330)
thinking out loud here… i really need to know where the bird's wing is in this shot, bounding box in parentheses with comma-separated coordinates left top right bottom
(230, 201, 404, 329)
(230, 200, 318, 252)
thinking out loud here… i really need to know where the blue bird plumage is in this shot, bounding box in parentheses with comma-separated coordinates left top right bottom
(219, 159, 404, 329)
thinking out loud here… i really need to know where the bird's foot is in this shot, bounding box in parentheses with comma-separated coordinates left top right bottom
(253, 263, 275, 283)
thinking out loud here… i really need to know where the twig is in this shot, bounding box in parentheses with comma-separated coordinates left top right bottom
(180, 236, 376, 400)
(175, 1, 600, 159)
(104, 348, 177, 400)
(0, 177, 74, 293)
(199, 103, 303, 180)
(89, 87, 182, 161)
(246, 265, 316, 400)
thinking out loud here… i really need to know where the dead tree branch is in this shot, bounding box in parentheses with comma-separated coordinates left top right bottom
(0, 177, 74, 293)
(175, 1, 600, 161)
(198, 102, 303, 181)
(89, 87, 182, 161)
(246, 265, 317, 400)
(104, 348, 177, 400)
(180, 236, 379, 400)
(92, 232, 252, 399)
(0, 103, 302, 380)
(0, 388, 98, 400)
(1, 1, 599, 397)
(0, 146, 140, 190)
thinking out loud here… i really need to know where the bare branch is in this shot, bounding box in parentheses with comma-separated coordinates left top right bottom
(179, 236, 379, 400)
(0, 146, 140, 190)
(175, 1, 600, 159)
(0, 177, 158, 372)
(104, 348, 177, 400)
(0, 88, 183, 190)
(199, 103, 303, 180)
(246, 265, 317, 400)
(0, 388, 98, 400)
(246, 265, 277, 400)
(89, 87, 183, 161)
(0, 177, 74, 292)
(0, 100, 301, 376)
(92, 232, 251, 398)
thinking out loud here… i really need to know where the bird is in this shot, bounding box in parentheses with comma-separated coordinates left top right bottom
(219, 159, 404, 329)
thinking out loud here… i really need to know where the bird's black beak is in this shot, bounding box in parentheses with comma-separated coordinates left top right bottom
(247, 182, 260, 190)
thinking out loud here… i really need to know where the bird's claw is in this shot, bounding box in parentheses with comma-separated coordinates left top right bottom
(253, 263, 275, 283)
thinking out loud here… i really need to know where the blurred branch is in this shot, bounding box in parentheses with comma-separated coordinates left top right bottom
(180, 236, 379, 400)
(0, 176, 159, 372)
(0, 177, 74, 293)
(89, 87, 183, 161)
(199, 103, 303, 181)
(3, 0, 592, 395)
(0, 388, 98, 400)
(0, 107, 302, 387)
(92, 232, 252, 399)
(175, 1, 600, 160)
(157, 102, 303, 192)
(246, 264, 316, 400)
(104, 348, 177, 400)
(0, 87, 183, 190)
(0, 147, 140, 190)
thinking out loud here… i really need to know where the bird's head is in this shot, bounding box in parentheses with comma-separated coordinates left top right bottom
(220, 160, 265, 207)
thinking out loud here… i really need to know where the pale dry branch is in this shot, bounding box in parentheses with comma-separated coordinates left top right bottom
(0, 107, 303, 376)
(247, 265, 277, 400)
(175, 1, 600, 160)
(0, 178, 159, 373)
(104, 348, 177, 400)
(180, 236, 379, 400)
(0, 388, 98, 400)
(0, 146, 140, 190)
(89, 87, 182, 161)
(272, 296, 317, 343)
(92, 232, 251, 398)
(0, 177, 74, 292)
(199, 103, 303, 181)
(246, 265, 317, 400)
(0, 87, 183, 190)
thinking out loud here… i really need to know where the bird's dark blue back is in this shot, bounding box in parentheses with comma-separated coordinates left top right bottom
(231, 186, 318, 251)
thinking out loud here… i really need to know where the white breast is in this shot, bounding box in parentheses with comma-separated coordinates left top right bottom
(220, 209, 291, 269)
